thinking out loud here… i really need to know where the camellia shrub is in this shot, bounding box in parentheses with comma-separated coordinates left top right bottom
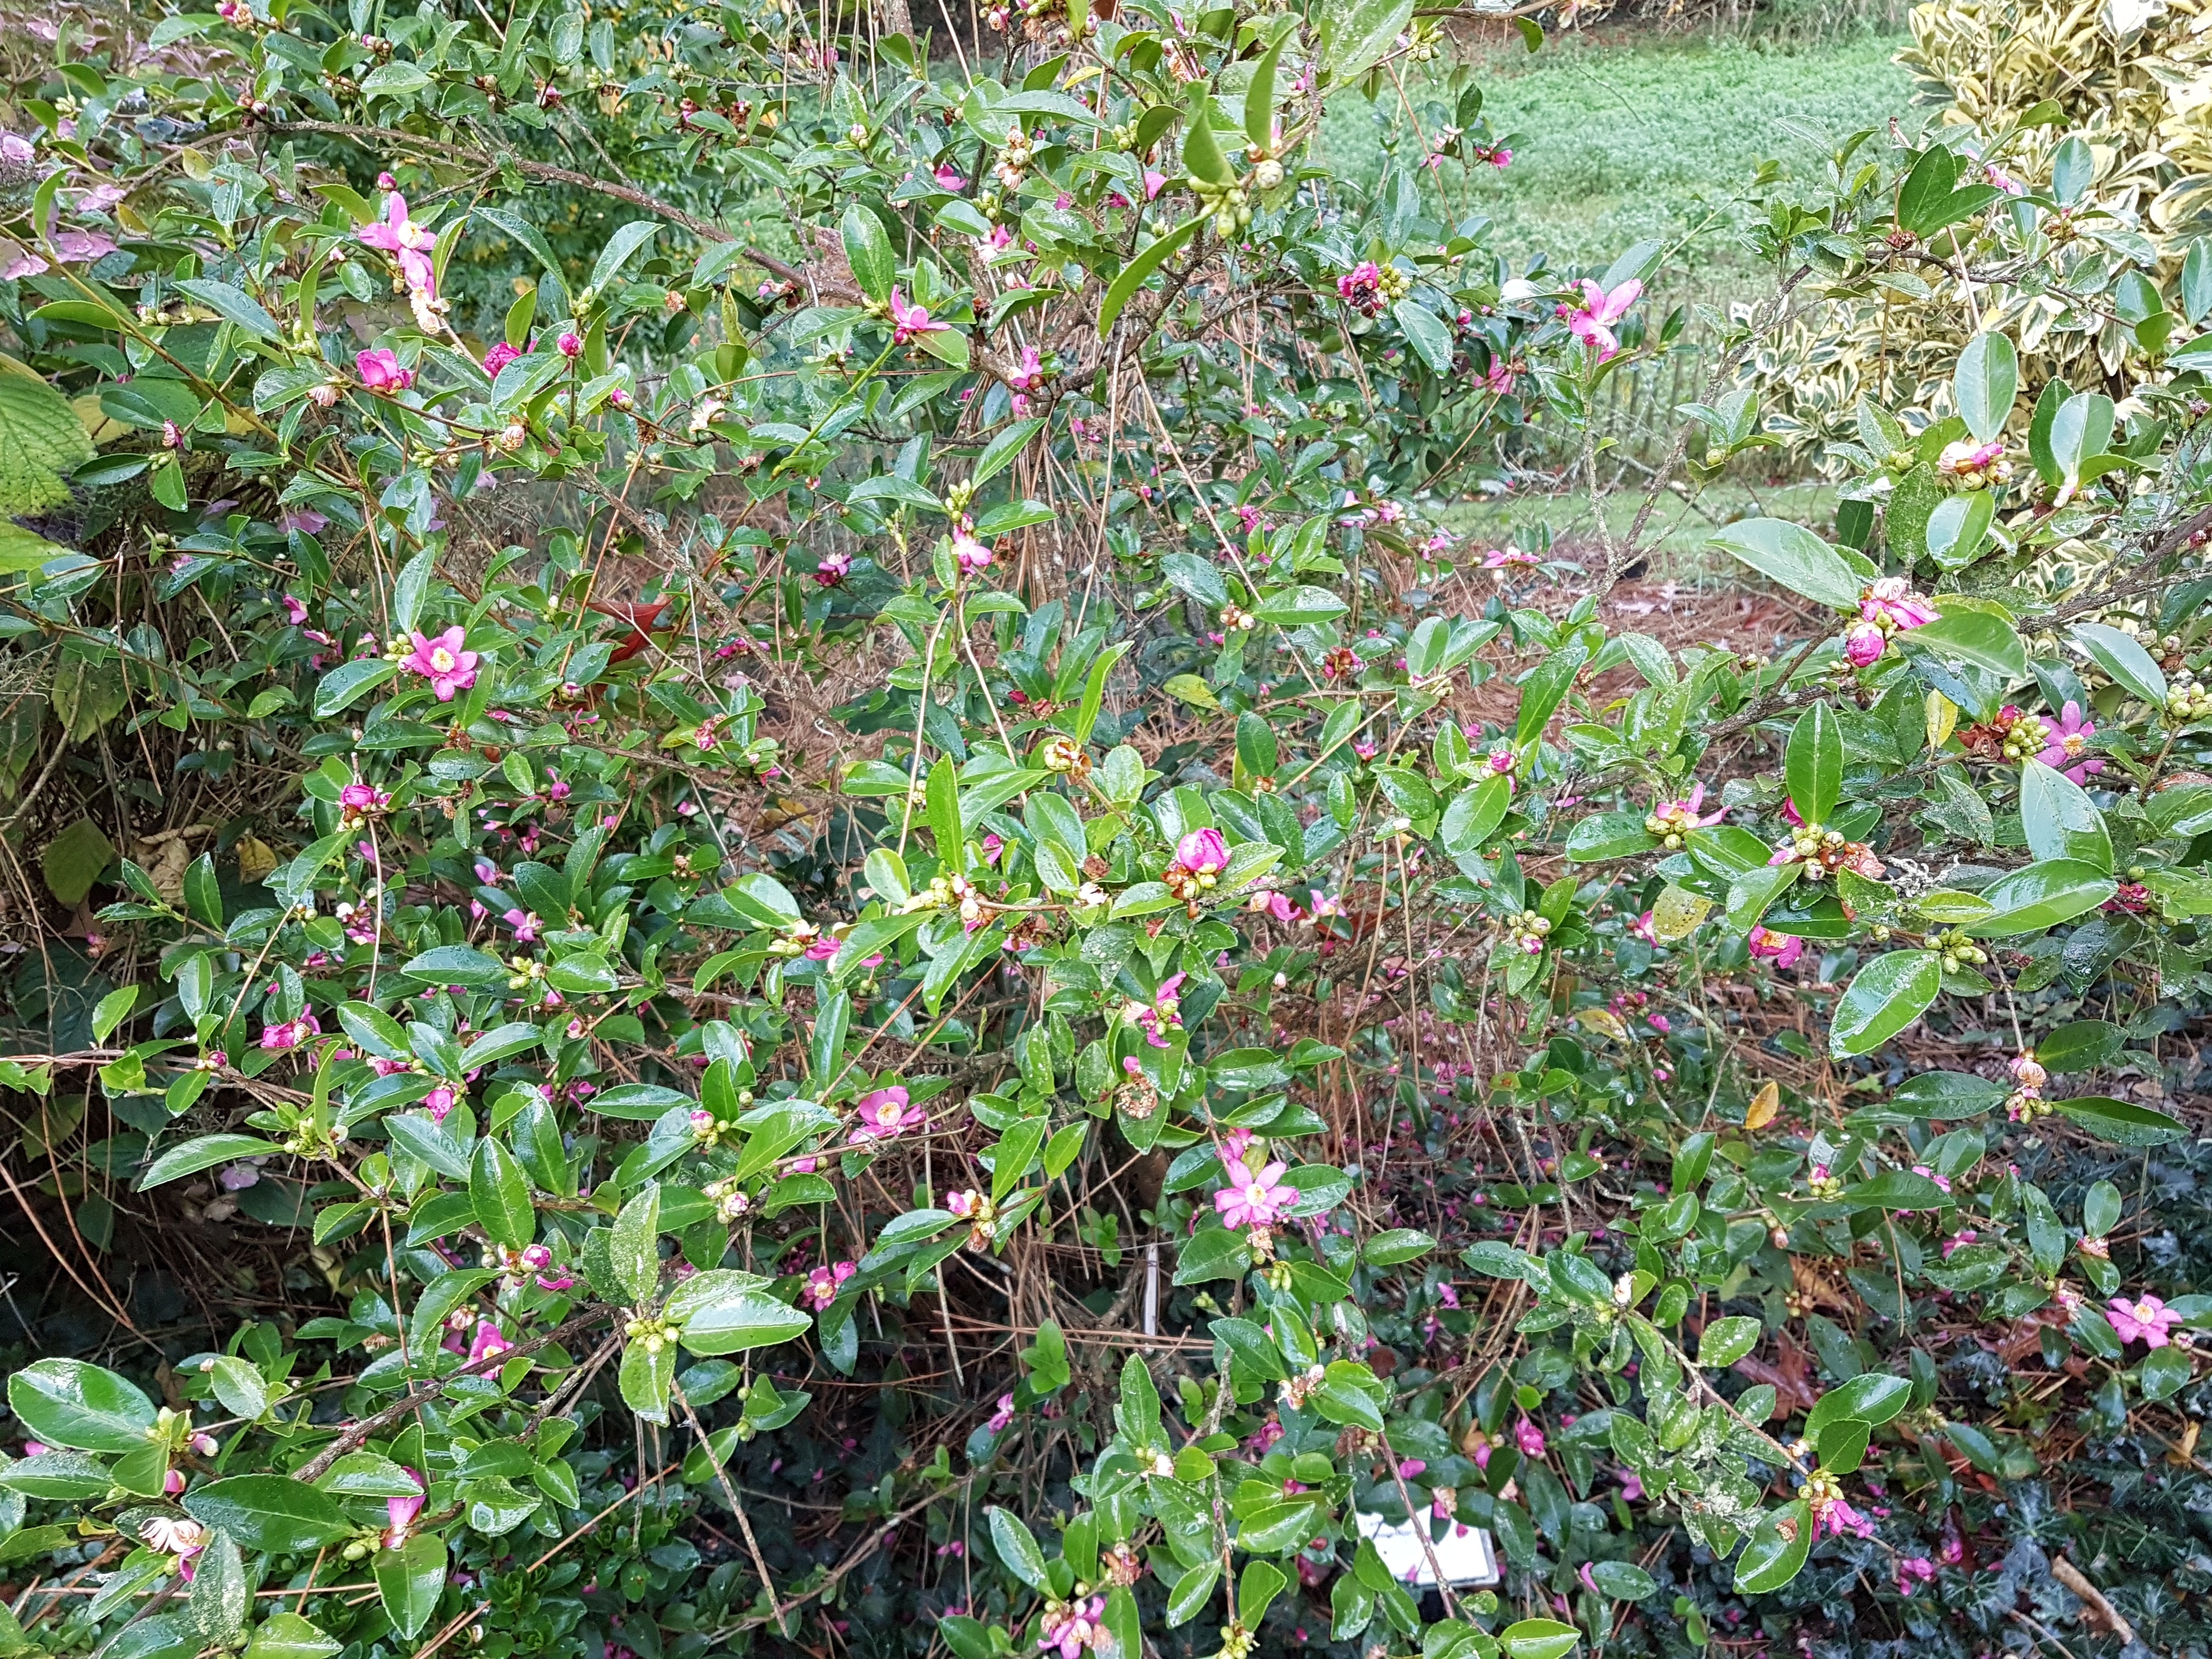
(0, 1, 2209, 1658)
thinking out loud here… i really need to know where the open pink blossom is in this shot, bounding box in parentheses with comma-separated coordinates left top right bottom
(1629, 910, 1658, 944)
(933, 163, 966, 190)
(385, 1469, 426, 1549)
(403, 625, 479, 701)
(1131, 972, 1184, 1047)
(1814, 1495, 1874, 1540)
(2108, 1293, 2181, 1347)
(2036, 700, 2104, 785)
(1514, 1417, 1545, 1457)
(1746, 926, 1802, 969)
(1007, 345, 1045, 392)
(1859, 576, 1938, 631)
(1214, 1155, 1294, 1229)
(503, 908, 541, 943)
(466, 1319, 514, 1364)
(849, 1085, 925, 1143)
(1558, 278, 1642, 358)
(951, 528, 992, 573)
(888, 287, 947, 345)
(259, 1011, 321, 1051)
(1037, 1595, 1105, 1659)
(985, 1392, 1015, 1432)
(357, 191, 436, 294)
(1482, 547, 1538, 569)
(803, 1260, 856, 1309)
(356, 348, 414, 392)
(1646, 782, 1726, 841)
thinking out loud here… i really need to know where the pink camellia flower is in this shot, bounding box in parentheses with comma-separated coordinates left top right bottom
(815, 550, 851, 587)
(1007, 345, 1045, 393)
(985, 1392, 1015, 1432)
(1558, 278, 1642, 359)
(503, 909, 541, 943)
(281, 594, 309, 624)
(1645, 782, 1726, 842)
(1938, 438, 2005, 477)
(466, 1319, 514, 1365)
(888, 287, 948, 345)
(189, 1432, 218, 1458)
(385, 1468, 426, 1549)
(1482, 546, 1539, 570)
(1746, 926, 1803, 970)
(1395, 1458, 1426, 1479)
(1844, 620, 1888, 667)
(357, 191, 436, 294)
(1337, 261, 1385, 317)
(933, 163, 966, 190)
(951, 529, 992, 573)
(1629, 910, 1658, 944)
(1175, 827, 1229, 876)
(424, 1085, 459, 1124)
(2037, 700, 2104, 785)
(2108, 1293, 2181, 1348)
(1214, 1155, 1294, 1230)
(1130, 972, 1185, 1048)
(803, 1261, 856, 1309)
(356, 348, 414, 392)
(1897, 1556, 1936, 1594)
(19, 1441, 46, 1458)
(804, 933, 842, 961)
(403, 626, 479, 700)
(849, 1085, 926, 1143)
(140, 1515, 206, 1579)
(556, 330, 582, 359)
(1037, 1595, 1105, 1659)
(1813, 1495, 1874, 1540)
(1859, 576, 1939, 631)
(163, 1467, 187, 1496)
(483, 341, 520, 377)
(339, 782, 388, 814)
(1514, 1417, 1546, 1458)
(259, 1011, 321, 1052)
(980, 832, 1005, 865)
(1616, 1468, 1644, 1502)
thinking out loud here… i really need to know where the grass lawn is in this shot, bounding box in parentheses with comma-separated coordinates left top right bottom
(1321, 26, 1921, 295)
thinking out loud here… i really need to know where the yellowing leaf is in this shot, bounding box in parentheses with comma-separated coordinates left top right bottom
(1163, 673, 1221, 711)
(234, 834, 280, 883)
(1746, 1080, 1780, 1131)
(1576, 1007, 1630, 1043)
(1925, 690, 1957, 753)
(1651, 884, 1711, 941)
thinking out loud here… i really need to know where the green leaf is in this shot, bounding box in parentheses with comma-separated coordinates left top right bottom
(7, 1359, 156, 1452)
(1243, 38, 1284, 149)
(1166, 1561, 1220, 1627)
(1497, 1623, 1582, 1659)
(313, 658, 397, 717)
(675, 1289, 812, 1356)
(1966, 859, 2115, 936)
(1829, 950, 1941, 1057)
(1392, 300, 1454, 373)
(42, 817, 115, 907)
(2018, 760, 2112, 872)
(1362, 1228, 1434, 1266)
(618, 1337, 675, 1425)
(1909, 610, 2025, 678)
(2070, 622, 2168, 708)
(587, 221, 661, 295)
(1097, 216, 1202, 338)
(1253, 585, 1349, 627)
(242, 1612, 342, 1659)
(988, 1506, 1051, 1592)
(91, 984, 138, 1044)
(182, 1476, 349, 1553)
(469, 1138, 535, 1250)
(0, 369, 95, 515)
(1731, 1500, 1812, 1594)
(1585, 1561, 1657, 1601)
(2053, 1096, 2187, 1147)
(611, 1181, 662, 1305)
(176, 278, 281, 342)
(399, 945, 509, 988)
(1444, 776, 1517, 856)
(1180, 86, 1232, 187)
(1784, 703, 1842, 825)
(1330, 0, 1414, 82)
(1174, 1226, 1251, 1285)
(1953, 331, 2017, 444)
(1708, 519, 1868, 611)
(1697, 1315, 1762, 1368)
(1515, 643, 1588, 746)
(2037, 1019, 2124, 1074)
(1806, 1372, 1911, 1434)
(839, 205, 894, 306)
